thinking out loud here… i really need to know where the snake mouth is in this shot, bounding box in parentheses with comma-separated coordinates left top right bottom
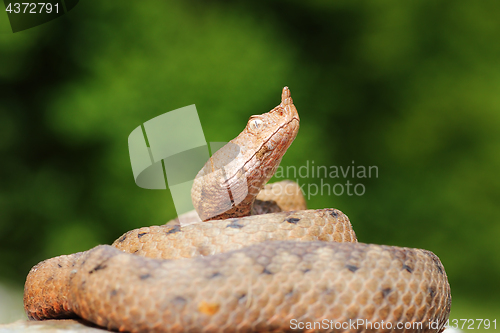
(228, 87, 300, 181)
(224, 115, 298, 177)
(223, 112, 300, 191)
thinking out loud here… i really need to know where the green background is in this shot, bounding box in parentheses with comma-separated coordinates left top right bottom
(0, 0, 499, 328)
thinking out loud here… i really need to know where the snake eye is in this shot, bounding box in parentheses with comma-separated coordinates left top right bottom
(249, 118, 264, 132)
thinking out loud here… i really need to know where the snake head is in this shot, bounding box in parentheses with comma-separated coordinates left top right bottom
(192, 87, 300, 221)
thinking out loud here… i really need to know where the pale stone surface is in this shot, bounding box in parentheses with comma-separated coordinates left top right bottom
(0, 319, 462, 333)
(0, 284, 24, 324)
(0, 320, 110, 333)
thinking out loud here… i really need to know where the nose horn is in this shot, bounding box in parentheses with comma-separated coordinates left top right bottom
(281, 86, 292, 106)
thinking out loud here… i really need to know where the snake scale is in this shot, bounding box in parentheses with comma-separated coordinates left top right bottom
(24, 88, 451, 332)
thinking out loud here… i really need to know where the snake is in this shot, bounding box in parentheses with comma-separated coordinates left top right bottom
(23, 87, 451, 332)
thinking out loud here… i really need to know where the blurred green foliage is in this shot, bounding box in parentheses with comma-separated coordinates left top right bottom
(1, 0, 499, 322)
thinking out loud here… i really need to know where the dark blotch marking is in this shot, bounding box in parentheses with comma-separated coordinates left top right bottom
(89, 263, 107, 274)
(138, 232, 147, 238)
(166, 225, 181, 235)
(238, 294, 246, 301)
(110, 290, 117, 297)
(134, 249, 139, 253)
(433, 258, 444, 275)
(382, 288, 391, 297)
(262, 268, 273, 275)
(402, 264, 413, 273)
(227, 220, 244, 229)
(209, 272, 222, 279)
(140, 274, 151, 280)
(285, 290, 294, 298)
(346, 265, 359, 273)
(118, 235, 127, 243)
(57, 264, 62, 268)
(424, 251, 444, 275)
(172, 296, 187, 307)
(429, 286, 436, 298)
(286, 217, 300, 224)
(330, 210, 339, 218)
(302, 268, 311, 273)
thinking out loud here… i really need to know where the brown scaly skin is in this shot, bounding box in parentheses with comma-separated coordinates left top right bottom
(24, 232, 450, 332)
(111, 209, 356, 259)
(24, 88, 451, 332)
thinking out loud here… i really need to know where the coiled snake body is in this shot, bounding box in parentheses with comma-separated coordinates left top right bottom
(24, 88, 451, 332)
